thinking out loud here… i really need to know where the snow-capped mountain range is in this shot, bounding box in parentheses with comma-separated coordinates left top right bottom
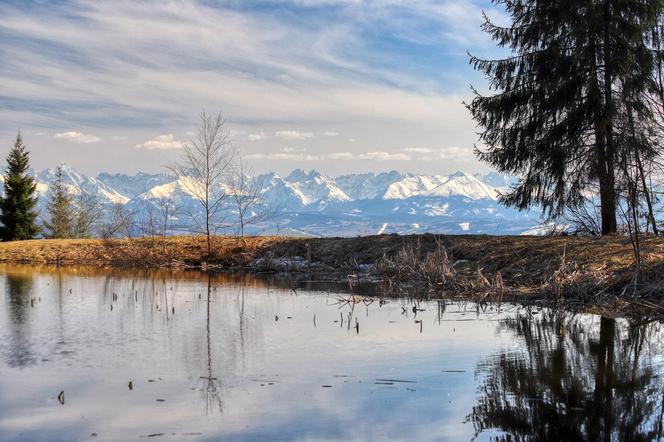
(2, 165, 540, 236)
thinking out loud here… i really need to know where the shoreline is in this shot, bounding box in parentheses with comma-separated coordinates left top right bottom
(1, 234, 663, 318)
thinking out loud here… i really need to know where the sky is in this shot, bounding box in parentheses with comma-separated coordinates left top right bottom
(0, 0, 506, 177)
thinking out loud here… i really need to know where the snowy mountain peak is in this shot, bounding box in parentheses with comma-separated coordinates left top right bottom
(382, 175, 449, 200)
(286, 169, 321, 182)
(422, 173, 497, 200)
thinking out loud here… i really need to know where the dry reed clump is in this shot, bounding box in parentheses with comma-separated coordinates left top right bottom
(541, 245, 615, 303)
(376, 239, 456, 288)
(376, 239, 514, 300)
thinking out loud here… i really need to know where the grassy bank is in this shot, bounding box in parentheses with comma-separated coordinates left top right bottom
(0, 234, 663, 316)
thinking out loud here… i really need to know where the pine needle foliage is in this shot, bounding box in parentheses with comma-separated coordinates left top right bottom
(468, 0, 664, 235)
(0, 131, 39, 241)
(43, 166, 75, 239)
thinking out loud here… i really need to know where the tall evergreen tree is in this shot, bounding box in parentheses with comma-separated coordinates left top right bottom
(468, 0, 664, 235)
(43, 166, 74, 239)
(0, 132, 39, 241)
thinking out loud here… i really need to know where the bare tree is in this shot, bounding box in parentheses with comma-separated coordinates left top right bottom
(169, 111, 237, 258)
(73, 191, 103, 238)
(154, 193, 179, 239)
(98, 203, 136, 239)
(228, 160, 272, 243)
(555, 197, 603, 236)
(137, 198, 159, 238)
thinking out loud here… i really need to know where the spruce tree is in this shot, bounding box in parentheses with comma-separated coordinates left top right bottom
(0, 131, 39, 241)
(468, 0, 664, 235)
(43, 166, 74, 239)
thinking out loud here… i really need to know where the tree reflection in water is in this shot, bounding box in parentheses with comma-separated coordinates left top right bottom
(200, 273, 223, 415)
(4, 272, 35, 367)
(468, 311, 664, 441)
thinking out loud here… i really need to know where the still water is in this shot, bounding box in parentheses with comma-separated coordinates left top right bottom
(0, 265, 663, 441)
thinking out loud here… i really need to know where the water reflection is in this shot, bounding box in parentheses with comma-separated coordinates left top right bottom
(201, 274, 223, 415)
(4, 270, 35, 367)
(469, 311, 664, 441)
(0, 265, 663, 441)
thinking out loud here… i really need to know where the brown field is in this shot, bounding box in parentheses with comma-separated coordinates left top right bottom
(0, 234, 663, 316)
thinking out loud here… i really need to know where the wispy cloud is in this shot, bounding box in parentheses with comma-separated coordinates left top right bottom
(275, 130, 314, 140)
(135, 134, 183, 150)
(403, 147, 433, 153)
(415, 146, 474, 161)
(248, 132, 268, 141)
(0, 0, 493, 175)
(246, 152, 321, 161)
(281, 146, 307, 153)
(248, 150, 411, 161)
(1, 1, 490, 129)
(53, 131, 100, 144)
(360, 151, 411, 161)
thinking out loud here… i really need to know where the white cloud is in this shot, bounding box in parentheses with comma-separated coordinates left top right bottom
(275, 130, 314, 140)
(403, 147, 432, 153)
(416, 146, 474, 162)
(248, 150, 410, 161)
(248, 132, 268, 141)
(327, 152, 355, 160)
(323, 131, 339, 137)
(245, 145, 316, 160)
(328, 151, 413, 161)
(53, 131, 100, 144)
(246, 152, 321, 161)
(438, 146, 474, 160)
(135, 134, 183, 150)
(281, 146, 307, 153)
(358, 151, 411, 161)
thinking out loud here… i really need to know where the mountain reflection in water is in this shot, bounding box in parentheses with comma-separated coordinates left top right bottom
(0, 265, 662, 441)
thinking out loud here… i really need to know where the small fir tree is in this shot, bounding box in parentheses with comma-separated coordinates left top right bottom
(43, 166, 74, 238)
(0, 131, 39, 241)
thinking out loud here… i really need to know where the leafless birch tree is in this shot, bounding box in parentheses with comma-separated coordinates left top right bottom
(169, 111, 237, 258)
(228, 160, 272, 243)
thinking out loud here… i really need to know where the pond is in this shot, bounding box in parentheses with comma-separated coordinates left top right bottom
(0, 265, 663, 441)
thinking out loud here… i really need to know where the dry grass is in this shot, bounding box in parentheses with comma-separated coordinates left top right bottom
(0, 236, 281, 267)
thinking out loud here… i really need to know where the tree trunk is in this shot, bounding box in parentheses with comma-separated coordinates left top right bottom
(205, 208, 211, 261)
(600, 0, 617, 235)
(598, 158, 618, 235)
(635, 150, 659, 235)
(594, 132, 617, 235)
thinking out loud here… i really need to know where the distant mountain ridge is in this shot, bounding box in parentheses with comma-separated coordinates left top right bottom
(1, 165, 540, 236)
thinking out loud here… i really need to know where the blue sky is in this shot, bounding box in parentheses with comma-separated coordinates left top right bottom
(0, 0, 504, 175)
